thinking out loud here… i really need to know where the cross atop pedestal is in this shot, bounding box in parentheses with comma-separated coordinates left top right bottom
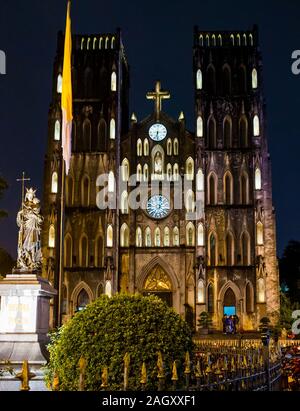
(146, 81, 170, 120)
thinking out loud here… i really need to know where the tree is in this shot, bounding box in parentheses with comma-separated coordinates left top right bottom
(45, 294, 193, 390)
(279, 291, 300, 332)
(0, 248, 15, 277)
(0, 176, 8, 220)
(279, 240, 300, 303)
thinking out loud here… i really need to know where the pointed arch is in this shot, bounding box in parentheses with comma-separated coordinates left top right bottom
(154, 227, 161, 247)
(167, 138, 172, 155)
(257, 278, 266, 303)
(110, 118, 116, 140)
(54, 120, 61, 141)
(253, 115, 260, 136)
(173, 226, 180, 246)
(81, 175, 90, 206)
(173, 163, 179, 181)
(57, 73, 62, 94)
(256, 222, 264, 245)
(136, 164, 142, 182)
(136, 227, 142, 247)
(197, 223, 204, 246)
(138, 256, 179, 292)
(173, 138, 179, 155)
(107, 224, 113, 247)
(71, 282, 93, 313)
(66, 175, 74, 206)
(196, 68, 202, 90)
(143, 138, 149, 156)
(51, 171, 58, 194)
(224, 171, 233, 205)
(108, 171, 115, 193)
(64, 233, 73, 267)
(208, 172, 217, 205)
(49, 224, 55, 248)
(105, 280, 112, 297)
(207, 116, 216, 148)
(196, 169, 204, 191)
(198, 279, 205, 303)
(143, 164, 149, 181)
(163, 227, 170, 247)
(120, 223, 130, 247)
(186, 222, 195, 246)
(185, 157, 194, 180)
(166, 163, 172, 181)
(111, 71, 117, 91)
(223, 115, 232, 148)
(185, 189, 195, 212)
(255, 167, 262, 190)
(137, 138, 142, 156)
(97, 119, 107, 151)
(197, 116, 203, 137)
(120, 191, 129, 214)
(252, 68, 258, 89)
(121, 158, 130, 182)
(145, 226, 152, 247)
(79, 234, 89, 267)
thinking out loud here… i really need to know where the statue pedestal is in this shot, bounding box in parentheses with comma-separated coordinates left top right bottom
(0, 273, 57, 391)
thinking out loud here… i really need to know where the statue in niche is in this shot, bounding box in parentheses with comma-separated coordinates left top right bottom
(154, 151, 163, 175)
(16, 188, 43, 271)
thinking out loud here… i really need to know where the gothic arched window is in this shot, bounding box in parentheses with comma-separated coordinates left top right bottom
(136, 164, 142, 182)
(143, 138, 149, 156)
(185, 157, 194, 180)
(80, 235, 88, 267)
(110, 118, 116, 140)
(256, 222, 264, 245)
(145, 227, 151, 247)
(257, 278, 266, 303)
(196, 68, 203, 90)
(154, 227, 161, 247)
(223, 116, 232, 148)
(120, 223, 129, 247)
(255, 168, 262, 190)
(186, 222, 195, 246)
(164, 227, 170, 246)
(208, 173, 217, 205)
(173, 226, 179, 246)
(137, 139, 142, 156)
(120, 191, 129, 214)
(246, 282, 253, 313)
(252, 68, 258, 89)
(239, 116, 248, 148)
(208, 116, 216, 148)
(173, 138, 179, 155)
(224, 172, 233, 205)
(167, 138, 172, 156)
(111, 71, 117, 91)
(197, 116, 203, 138)
(208, 283, 214, 313)
(108, 171, 115, 193)
(173, 164, 179, 181)
(136, 227, 142, 247)
(196, 169, 204, 191)
(253, 115, 260, 136)
(97, 119, 107, 151)
(121, 158, 130, 182)
(66, 175, 74, 206)
(107, 225, 113, 247)
(64, 234, 72, 267)
(105, 280, 112, 297)
(57, 74, 62, 94)
(198, 280, 205, 304)
(76, 289, 90, 312)
(166, 163, 172, 181)
(49, 225, 55, 248)
(51, 172, 58, 194)
(54, 120, 61, 141)
(185, 190, 195, 213)
(143, 164, 149, 181)
(197, 223, 204, 246)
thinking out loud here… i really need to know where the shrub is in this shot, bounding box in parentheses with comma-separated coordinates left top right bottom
(45, 294, 193, 390)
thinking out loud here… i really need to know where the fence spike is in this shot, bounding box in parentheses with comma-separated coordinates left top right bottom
(16, 360, 35, 391)
(140, 362, 147, 386)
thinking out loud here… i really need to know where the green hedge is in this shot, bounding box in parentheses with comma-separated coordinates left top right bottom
(45, 294, 193, 390)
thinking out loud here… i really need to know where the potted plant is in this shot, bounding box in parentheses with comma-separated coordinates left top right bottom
(198, 311, 212, 335)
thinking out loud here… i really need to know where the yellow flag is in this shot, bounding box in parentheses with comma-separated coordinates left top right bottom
(61, 0, 73, 175)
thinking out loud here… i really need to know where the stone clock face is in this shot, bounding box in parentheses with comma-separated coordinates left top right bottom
(147, 195, 170, 219)
(149, 123, 167, 141)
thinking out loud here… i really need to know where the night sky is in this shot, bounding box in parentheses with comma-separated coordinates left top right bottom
(0, 0, 299, 258)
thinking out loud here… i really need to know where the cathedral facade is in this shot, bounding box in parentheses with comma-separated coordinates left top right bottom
(42, 26, 280, 331)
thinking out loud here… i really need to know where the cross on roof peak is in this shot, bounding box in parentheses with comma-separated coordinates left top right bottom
(146, 81, 170, 120)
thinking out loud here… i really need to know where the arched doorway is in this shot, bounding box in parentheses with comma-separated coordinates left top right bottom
(223, 288, 236, 316)
(76, 289, 90, 312)
(143, 265, 173, 307)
